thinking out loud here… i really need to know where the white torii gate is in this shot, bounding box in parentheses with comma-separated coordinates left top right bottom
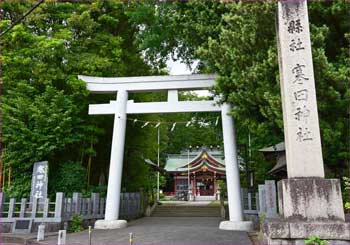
(78, 74, 253, 231)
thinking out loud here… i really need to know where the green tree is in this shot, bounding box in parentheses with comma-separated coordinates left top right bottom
(0, 0, 157, 197)
(131, 1, 350, 180)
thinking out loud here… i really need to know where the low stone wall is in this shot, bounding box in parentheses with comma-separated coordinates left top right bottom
(263, 219, 350, 245)
(0, 221, 62, 233)
(0, 191, 147, 233)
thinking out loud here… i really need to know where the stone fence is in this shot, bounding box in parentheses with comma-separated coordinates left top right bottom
(257, 180, 278, 218)
(241, 188, 259, 214)
(0, 192, 146, 233)
(220, 182, 278, 229)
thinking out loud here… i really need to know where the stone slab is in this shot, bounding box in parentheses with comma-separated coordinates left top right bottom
(278, 178, 345, 222)
(265, 180, 278, 218)
(258, 184, 266, 214)
(94, 219, 127, 229)
(263, 219, 350, 240)
(219, 220, 253, 231)
(30, 161, 49, 200)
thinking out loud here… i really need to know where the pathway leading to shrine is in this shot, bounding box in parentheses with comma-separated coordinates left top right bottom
(38, 217, 252, 244)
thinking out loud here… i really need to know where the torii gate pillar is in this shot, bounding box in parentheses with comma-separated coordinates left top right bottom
(220, 103, 253, 231)
(94, 90, 128, 229)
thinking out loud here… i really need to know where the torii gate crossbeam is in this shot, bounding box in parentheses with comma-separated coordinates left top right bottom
(78, 74, 253, 231)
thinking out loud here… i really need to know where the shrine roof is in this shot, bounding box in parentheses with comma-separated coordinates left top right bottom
(164, 148, 225, 172)
(259, 142, 285, 152)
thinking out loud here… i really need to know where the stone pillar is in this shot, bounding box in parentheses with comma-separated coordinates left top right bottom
(32, 197, 38, 218)
(277, 0, 324, 178)
(43, 198, 49, 218)
(0, 192, 5, 218)
(58, 230, 66, 245)
(258, 184, 266, 215)
(264, 180, 277, 218)
(72, 192, 82, 214)
(263, 1, 350, 243)
(95, 90, 128, 229)
(92, 193, 100, 216)
(8, 198, 15, 218)
(54, 193, 64, 219)
(20, 198, 26, 218)
(219, 103, 253, 231)
(37, 224, 45, 242)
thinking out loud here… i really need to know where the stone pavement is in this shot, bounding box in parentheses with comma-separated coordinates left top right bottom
(36, 217, 252, 244)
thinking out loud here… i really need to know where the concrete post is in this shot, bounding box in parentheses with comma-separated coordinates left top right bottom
(87, 198, 92, 215)
(258, 184, 266, 214)
(37, 224, 45, 241)
(92, 193, 100, 216)
(99, 198, 104, 216)
(72, 192, 82, 214)
(31, 198, 38, 218)
(8, 198, 15, 218)
(248, 193, 252, 210)
(95, 90, 128, 229)
(219, 103, 253, 231)
(55, 193, 65, 219)
(265, 180, 277, 218)
(58, 230, 66, 245)
(0, 192, 5, 217)
(43, 198, 49, 218)
(20, 198, 26, 218)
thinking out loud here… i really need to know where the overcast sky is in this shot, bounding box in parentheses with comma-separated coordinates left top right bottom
(167, 59, 210, 97)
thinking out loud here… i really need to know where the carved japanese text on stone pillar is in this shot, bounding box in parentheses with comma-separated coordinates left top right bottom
(277, 0, 324, 178)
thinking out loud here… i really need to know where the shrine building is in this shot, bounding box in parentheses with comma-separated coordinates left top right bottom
(164, 147, 228, 200)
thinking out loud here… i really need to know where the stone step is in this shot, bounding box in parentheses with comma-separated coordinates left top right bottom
(152, 213, 220, 217)
(152, 211, 221, 214)
(151, 205, 221, 217)
(154, 208, 220, 211)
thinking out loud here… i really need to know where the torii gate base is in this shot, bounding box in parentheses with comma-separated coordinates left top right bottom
(79, 74, 253, 231)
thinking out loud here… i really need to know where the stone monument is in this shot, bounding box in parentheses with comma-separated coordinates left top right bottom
(264, 180, 277, 218)
(263, 1, 350, 244)
(30, 161, 48, 201)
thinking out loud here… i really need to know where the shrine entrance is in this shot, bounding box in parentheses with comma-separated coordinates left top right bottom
(79, 74, 253, 231)
(196, 173, 214, 196)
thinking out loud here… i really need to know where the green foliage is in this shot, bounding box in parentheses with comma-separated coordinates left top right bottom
(70, 214, 83, 233)
(344, 177, 350, 191)
(305, 235, 329, 245)
(85, 185, 107, 198)
(345, 202, 350, 212)
(49, 162, 87, 197)
(343, 177, 350, 211)
(3, 0, 348, 199)
(0, 0, 156, 196)
(216, 179, 227, 197)
(131, 0, 350, 179)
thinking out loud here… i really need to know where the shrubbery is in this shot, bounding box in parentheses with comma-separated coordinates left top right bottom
(49, 162, 87, 198)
